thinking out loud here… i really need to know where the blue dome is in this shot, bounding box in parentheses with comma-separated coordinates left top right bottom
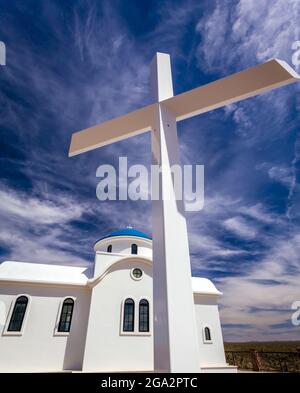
(100, 227, 152, 241)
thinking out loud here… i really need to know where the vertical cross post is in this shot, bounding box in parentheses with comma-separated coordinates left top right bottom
(151, 53, 200, 372)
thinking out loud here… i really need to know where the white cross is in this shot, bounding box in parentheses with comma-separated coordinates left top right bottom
(69, 53, 299, 372)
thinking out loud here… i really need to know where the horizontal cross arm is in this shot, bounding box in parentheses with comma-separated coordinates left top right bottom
(69, 103, 156, 157)
(162, 59, 300, 121)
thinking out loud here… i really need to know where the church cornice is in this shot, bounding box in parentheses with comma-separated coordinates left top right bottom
(0, 256, 152, 289)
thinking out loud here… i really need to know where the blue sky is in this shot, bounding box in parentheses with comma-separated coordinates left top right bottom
(0, 0, 300, 342)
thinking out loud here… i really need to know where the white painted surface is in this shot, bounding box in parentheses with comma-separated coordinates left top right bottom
(0, 261, 90, 284)
(151, 53, 200, 372)
(94, 236, 152, 257)
(194, 295, 227, 368)
(83, 258, 153, 372)
(192, 277, 222, 296)
(0, 284, 90, 372)
(93, 236, 152, 279)
(150, 52, 174, 102)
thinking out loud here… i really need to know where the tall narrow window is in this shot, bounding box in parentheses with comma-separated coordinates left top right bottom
(58, 298, 74, 333)
(204, 326, 211, 341)
(131, 244, 138, 255)
(107, 244, 112, 253)
(139, 299, 149, 332)
(8, 296, 28, 332)
(123, 298, 135, 332)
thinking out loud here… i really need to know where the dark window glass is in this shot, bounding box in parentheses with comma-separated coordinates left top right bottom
(8, 296, 28, 332)
(139, 299, 149, 332)
(107, 244, 112, 253)
(123, 298, 134, 332)
(204, 327, 211, 341)
(131, 244, 138, 255)
(58, 298, 74, 333)
(132, 268, 142, 279)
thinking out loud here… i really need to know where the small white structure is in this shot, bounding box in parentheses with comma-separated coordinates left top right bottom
(0, 227, 235, 373)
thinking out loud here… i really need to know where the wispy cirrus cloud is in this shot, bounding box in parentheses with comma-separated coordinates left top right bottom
(195, 0, 300, 74)
(0, 188, 85, 224)
(223, 216, 257, 240)
(0, 185, 92, 265)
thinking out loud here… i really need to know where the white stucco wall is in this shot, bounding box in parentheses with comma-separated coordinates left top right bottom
(93, 236, 152, 278)
(194, 294, 227, 368)
(83, 258, 153, 372)
(94, 236, 152, 257)
(84, 254, 228, 372)
(0, 283, 91, 372)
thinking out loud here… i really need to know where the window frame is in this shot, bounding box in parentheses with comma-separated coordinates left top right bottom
(120, 296, 151, 336)
(130, 267, 143, 281)
(138, 298, 150, 333)
(131, 243, 138, 255)
(2, 294, 31, 336)
(107, 244, 112, 253)
(54, 296, 76, 336)
(203, 325, 213, 344)
(121, 297, 135, 334)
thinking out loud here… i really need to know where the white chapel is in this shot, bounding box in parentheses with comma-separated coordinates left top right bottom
(0, 227, 235, 372)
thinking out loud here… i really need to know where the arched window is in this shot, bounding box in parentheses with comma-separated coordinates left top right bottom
(123, 298, 135, 332)
(58, 298, 74, 333)
(8, 296, 28, 332)
(204, 326, 212, 342)
(131, 244, 138, 255)
(139, 299, 149, 332)
(107, 244, 112, 253)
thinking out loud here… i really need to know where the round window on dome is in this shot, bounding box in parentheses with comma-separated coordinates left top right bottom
(131, 268, 143, 280)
